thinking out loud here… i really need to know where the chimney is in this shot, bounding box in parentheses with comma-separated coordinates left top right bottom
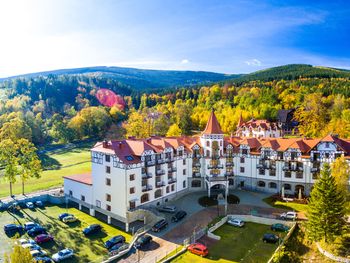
(102, 140, 108, 148)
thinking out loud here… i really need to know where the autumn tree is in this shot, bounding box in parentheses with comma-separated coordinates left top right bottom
(166, 124, 182, 137)
(4, 245, 32, 263)
(0, 139, 19, 196)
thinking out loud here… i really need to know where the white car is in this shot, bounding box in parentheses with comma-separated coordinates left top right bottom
(22, 243, 41, 251)
(280, 211, 297, 220)
(26, 202, 34, 209)
(227, 218, 245, 227)
(157, 205, 177, 213)
(17, 238, 36, 246)
(30, 249, 47, 257)
(52, 248, 74, 262)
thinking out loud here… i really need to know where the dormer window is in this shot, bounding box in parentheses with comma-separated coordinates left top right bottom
(242, 149, 248, 155)
(325, 142, 329, 148)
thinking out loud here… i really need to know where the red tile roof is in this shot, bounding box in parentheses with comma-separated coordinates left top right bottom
(64, 173, 92, 185)
(202, 110, 223, 135)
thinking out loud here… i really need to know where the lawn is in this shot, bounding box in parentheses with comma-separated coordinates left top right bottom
(0, 204, 132, 262)
(0, 142, 93, 198)
(263, 196, 308, 213)
(172, 222, 287, 263)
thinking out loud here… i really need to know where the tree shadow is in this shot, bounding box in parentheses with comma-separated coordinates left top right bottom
(39, 153, 62, 170)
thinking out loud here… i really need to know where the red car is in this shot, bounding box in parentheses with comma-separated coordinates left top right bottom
(187, 243, 208, 257)
(34, 234, 54, 244)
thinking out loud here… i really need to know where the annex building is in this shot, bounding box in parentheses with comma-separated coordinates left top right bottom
(64, 111, 350, 230)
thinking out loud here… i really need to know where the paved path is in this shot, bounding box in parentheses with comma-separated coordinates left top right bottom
(0, 187, 63, 203)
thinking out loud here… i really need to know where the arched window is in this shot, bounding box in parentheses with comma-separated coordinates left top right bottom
(183, 180, 186, 188)
(295, 185, 305, 194)
(283, 184, 291, 190)
(206, 141, 210, 147)
(257, 181, 266, 187)
(269, 182, 277, 189)
(141, 193, 149, 203)
(154, 189, 162, 199)
(191, 180, 201, 188)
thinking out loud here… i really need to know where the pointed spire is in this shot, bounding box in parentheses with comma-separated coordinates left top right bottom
(202, 110, 223, 135)
(237, 112, 244, 128)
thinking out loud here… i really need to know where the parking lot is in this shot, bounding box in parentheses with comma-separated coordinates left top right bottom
(171, 222, 288, 263)
(0, 204, 132, 262)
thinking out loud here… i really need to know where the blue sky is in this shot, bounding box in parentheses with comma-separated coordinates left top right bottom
(0, 0, 349, 77)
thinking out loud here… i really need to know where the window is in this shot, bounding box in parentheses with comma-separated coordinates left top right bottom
(240, 157, 245, 163)
(178, 150, 183, 156)
(269, 182, 277, 189)
(171, 184, 175, 191)
(206, 150, 210, 157)
(105, 155, 110, 162)
(141, 193, 149, 203)
(220, 141, 222, 146)
(92, 151, 103, 164)
(240, 167, 245, 173)
(81, 195, 85, 201)
(106, 166, 111, 174)
(96, 200, 101, 208)
(69, 190, 73, 196)
(191, 180, 201, 188)
(283, 184, 291, 190)
(183, 169, 186, 175)
(106, 205, 111, 211)
(154, 189, 162, 198)
(106, 194, 111, 202)
(296, 172, 303, 179)
(242, 149, 248, 155)
(130, 187, 135, 194)
(129, 201, 136, 210)
(183, 180, 186, 188)
(166, 186, 169, 193)
(257, 181, 266, 187)
(259, 169, 265, 175)
(325, 153, 330, 158)
(130, 174, 135, 181)
(125, 156, 134, 161)
(325, 142, 329, 148)
(183, 159, 186, 165)
(284, 171, 291, 178)
(312, 173, 318, 180)
(106, 178, 111, 186)
(206, 141, 210, 147)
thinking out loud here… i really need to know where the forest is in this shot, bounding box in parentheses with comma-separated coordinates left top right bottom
(0, 64, 350, 146)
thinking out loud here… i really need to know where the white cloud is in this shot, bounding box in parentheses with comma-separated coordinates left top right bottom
(181, 59, 189, 64)
(245, 59, 262, 66)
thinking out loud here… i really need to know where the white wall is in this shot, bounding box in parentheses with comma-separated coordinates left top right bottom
(64, 179, 93, 205)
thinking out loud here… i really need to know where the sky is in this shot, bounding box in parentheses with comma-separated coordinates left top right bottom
(0, 0, 349, 77)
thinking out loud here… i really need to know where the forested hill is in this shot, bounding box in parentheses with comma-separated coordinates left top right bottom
(225, 64, 350, 84)
(0, 66, 237, 90)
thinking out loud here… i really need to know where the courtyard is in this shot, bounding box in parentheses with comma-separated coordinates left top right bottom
(0, 204, 131, 262)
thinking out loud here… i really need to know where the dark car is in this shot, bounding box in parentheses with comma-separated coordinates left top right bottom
(105, 235, 126, 250)
(34, 257, 53, 263)
(152, 219, 168, 232)
(271, 223, 289, 232)
(28, 227, 47, 237)
(83, 224, 102, 236)
(134, 235, 152, 249)
(4, 224, 23, 235)
(58, 213, 73, 221)
(171, 210, 187, 222)
(24, 222, 41, 232)
(0, 201, 7, 212)
(7, 203, 20, 213)
(262, 233, 279, 243)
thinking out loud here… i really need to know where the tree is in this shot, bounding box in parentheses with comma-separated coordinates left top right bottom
(331, 156, 350, 197)
(0, 117, 32, 142)
(0, 139, 19, 196)
(17, 139, 42, 195)
(123, 110, 150, 138)
(4, 245, 32, 263)
(166, 124, 182, 137)
(307, 163, 346, 243)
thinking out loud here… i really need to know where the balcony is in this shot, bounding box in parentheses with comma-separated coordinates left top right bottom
(206, 175, 229, 182)
(208, 164, 224, 169)
(142, 185, 153, 192)
(168, 178, 177, 184)
(283, 166, 290, 171)
(256, 164, 264, 169)
(156, 169, 165, 176)
(225, 172, 234, 177)
(226, 162, 234, 167)
(167, 167, 177, 172)
(156, 159, 165, 164)
(193, 162, 201, 168)
(193, 153, 201, 158)
(156, 181, 165, 188)
(145, 160, 156, 166)
(165, 157, 174, 163)
(193, 172, 201, 178)
(311, 167, 320, 173)
(211, 155, 220, 160)
(297, 166, 303, 172)
(141, 173, 152, 179)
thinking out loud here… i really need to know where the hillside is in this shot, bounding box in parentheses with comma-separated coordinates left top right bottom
(0, 66, 237, 90)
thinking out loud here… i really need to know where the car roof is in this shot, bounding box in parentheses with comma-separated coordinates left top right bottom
(192, 243, 207, 249)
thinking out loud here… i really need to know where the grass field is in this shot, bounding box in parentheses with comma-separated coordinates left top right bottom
(0, 142, 94, 198)
(0, 204, 131, 262)
(263, 196, 308, 213)
(172, 222, 287, 263)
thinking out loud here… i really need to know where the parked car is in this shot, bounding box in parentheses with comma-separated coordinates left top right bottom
(26, 202, 35, 209)
(109, 243, 129, 254)
(134, 235, 152, 249)
(62, 215, 77, 223)
(152, 219, 168, 232)
(33, 257, 53, 263)
(52, 248, 74, 262)
(0, 201, 7, 212)
(30, 249, 48, 257)
(157, 205, 177, 213)
(271, 223, 290, 232)
(105, 235, 126, 250)
(227, 218, 245, 227)
(7, 203, 20, 213)
(4, 224, 24, 235)
(35, 201, 44, 207)
(262, 233, 279, 243)
(83, 224, 102, 236)
(35, 234, 54, 244)
(22, 243, 42, 251)
(58, 213, 73, 221)
(17, 238, 37, 246)
(187, 243, 208, 257)
(171, 210, 187, 222)
(280, 211, 297, 220)
(24, 222, 41, 232)
(28, 227, 47, 237)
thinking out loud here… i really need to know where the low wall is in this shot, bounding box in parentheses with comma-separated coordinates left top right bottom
(1, 194, 65, 207)
(316, 243, 350, 263)
(227, 214, 294, 227)
(207, 216, 228, 240)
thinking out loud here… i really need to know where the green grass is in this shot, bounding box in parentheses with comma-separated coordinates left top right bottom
(172, 222, 287, 263)
(0, 143, 93, 198)
(0, 204, 131, 262)
(263, 196, 308, 213)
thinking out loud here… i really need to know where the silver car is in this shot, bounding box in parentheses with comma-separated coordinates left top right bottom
(157, 205, 177, 213)
(227, 218, 245, 227)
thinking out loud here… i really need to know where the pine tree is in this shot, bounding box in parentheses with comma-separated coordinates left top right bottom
(307, 163, 346, 243)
